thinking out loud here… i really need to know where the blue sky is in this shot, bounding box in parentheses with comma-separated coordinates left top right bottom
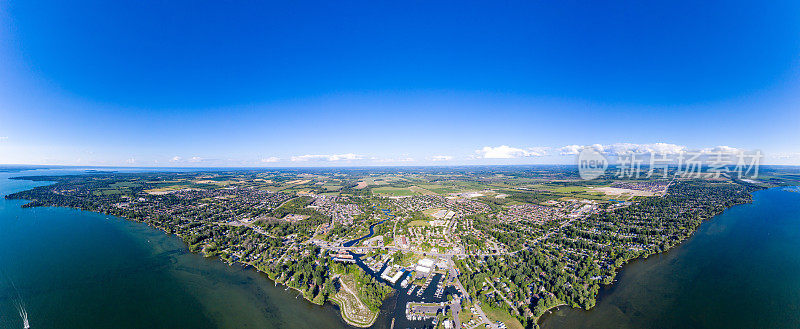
(1, 0, 799, 166)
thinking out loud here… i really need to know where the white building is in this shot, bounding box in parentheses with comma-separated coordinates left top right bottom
(415, 258, 435, 275)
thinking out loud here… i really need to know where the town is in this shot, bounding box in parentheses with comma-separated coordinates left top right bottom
(5, 166, 783, 329)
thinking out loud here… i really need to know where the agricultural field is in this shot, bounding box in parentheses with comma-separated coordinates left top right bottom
(407, 220, 430, 227)
(408, 185, 437, 195)
(371, 186, 417, 197)
(422, 207, 446, 218)
(6, 165, 794, 329)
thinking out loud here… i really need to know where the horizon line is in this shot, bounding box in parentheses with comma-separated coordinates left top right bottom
(2, 163, 800, 170)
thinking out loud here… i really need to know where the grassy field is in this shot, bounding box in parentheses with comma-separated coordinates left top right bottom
(407, 220, 430, 227)
(415, 184, 458, 194)
(552, 186, 589, 193)
(92, 181, 143, 196)
(108, 181, 141, 189)
(372, 186, 417, 196)
(144, 184, 190, 194)
(458, 302, 480, 326)
(323, 184, 342, 191)
(422, 208, 445, 218)
(193, 179, 234, 186)
(408, 185, 437, 195)
(481, 304, 524, 329)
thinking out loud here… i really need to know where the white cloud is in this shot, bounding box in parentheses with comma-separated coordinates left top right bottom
(560, 144, 604, 155)
(290, 155, 322, 162)
(559, 145, 581, 155)
(126, 158, 136, 164)
(701, 145, 742, 154)
(646, 142, 686, 154)
(431, 155, 453, 161)
(370, 156, 415, 163)
(605, 143, 685, 155)
(189, 156, 203, 163)
(261, 157, 280, 163)
(476, 145, 548, 158)
(170, 156, 182, 162)
(0, 136, 8, 141)
(560, 143, 685, 155)
(771, 152, 800, 159)
(290, 153, 363, 162)
(330, 153, 362, 161)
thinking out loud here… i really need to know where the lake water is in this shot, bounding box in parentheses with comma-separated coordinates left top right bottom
(3, 168, 799, 329)
(541, 186, 800, 328)
(0, 169, 352, 329)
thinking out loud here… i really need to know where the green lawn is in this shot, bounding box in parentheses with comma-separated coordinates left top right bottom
(422, 207, 445, 218)
(407, 220, 430, 227)
(409, 185, 437, 195)
(109, 181, 141, 189)
(481, 304, 524, 329)
(372, 187, 417, 196)
(552, 186, 589, 193)
(415, 184, 459, 194)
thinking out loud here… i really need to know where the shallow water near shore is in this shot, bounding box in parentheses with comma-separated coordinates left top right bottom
(0, 168, 352, 329)
(541, 186, 800, 328)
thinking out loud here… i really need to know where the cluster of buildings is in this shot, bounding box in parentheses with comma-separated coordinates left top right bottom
(380, 265, 406, 284)
(611, 180, 670, 195)
(307, 195, 362, 225)
(405, 224, 463, 254)
(415, 258, 436, 276)
(115, 187, 295, 224)
(496, 204, 563, 224)
(390, 196, 491, 218)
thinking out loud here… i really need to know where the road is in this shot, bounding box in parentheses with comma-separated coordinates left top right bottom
(448, 259, 498, 329)
(314, 214, 579, 258)
(311, 209, 590, 329)
(485, 278, 518, 316)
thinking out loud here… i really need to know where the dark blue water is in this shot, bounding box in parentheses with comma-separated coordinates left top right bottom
(542, 186, 800, 328)
(0, 169, 351, 329)
(7, 168, 791, 328)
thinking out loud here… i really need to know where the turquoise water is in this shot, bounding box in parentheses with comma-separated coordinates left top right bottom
(542, 186, 800, 328)
(0, 169, 351, 329)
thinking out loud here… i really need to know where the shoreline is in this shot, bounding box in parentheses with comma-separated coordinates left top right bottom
(168, 223, 379, 328)
(8, 195, 369, 328)
(0, 195, 733, 329)
(102, 207, 377, 327)
(2, 174, 386, 329)
(330, 294, 380, 328)
(530, 302, 566, 327)
(535, 187, 763, 328)
(4, 173, 775, 329)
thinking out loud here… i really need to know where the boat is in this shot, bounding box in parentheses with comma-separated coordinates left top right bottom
(400, 278, 409, 288)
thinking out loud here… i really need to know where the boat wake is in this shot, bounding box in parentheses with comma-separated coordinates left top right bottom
(16, 303, 30, 329)
(2, 270, 31, 329)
